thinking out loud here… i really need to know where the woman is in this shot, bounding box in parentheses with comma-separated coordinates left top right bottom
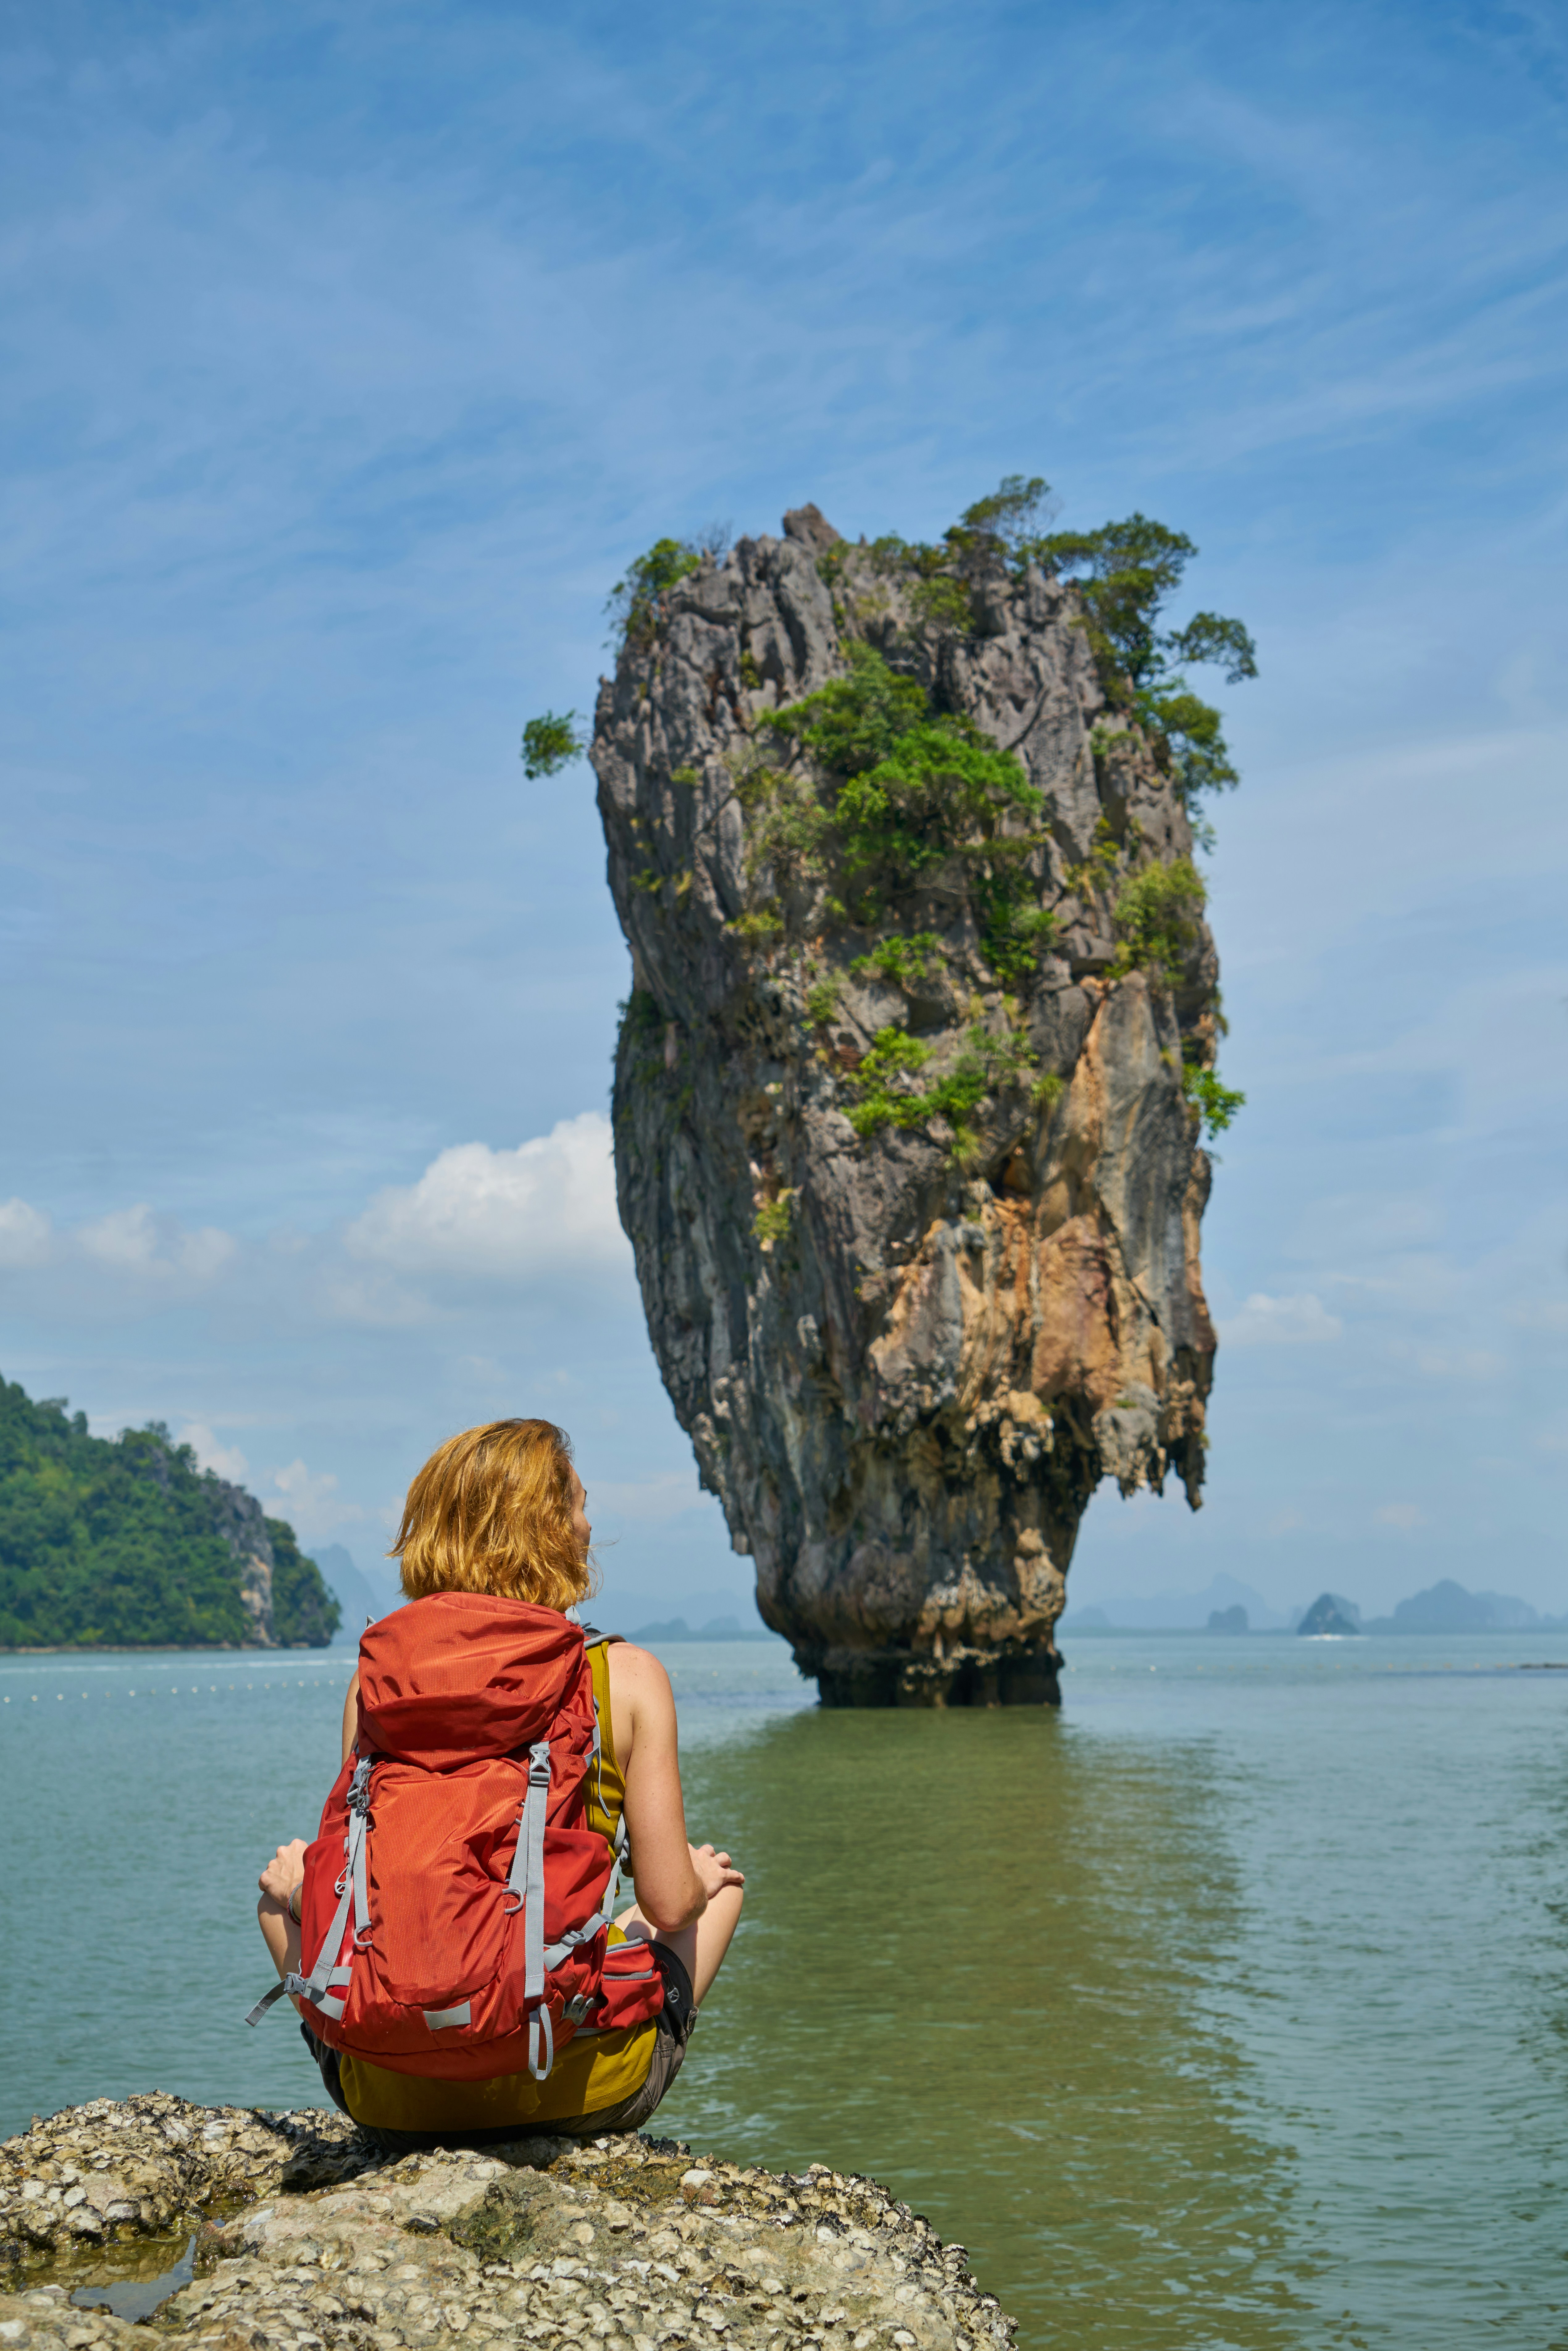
(255, 1417, 745, 2145)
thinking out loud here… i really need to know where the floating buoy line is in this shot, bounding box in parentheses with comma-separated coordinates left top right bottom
(2, 1674, 338, 1703)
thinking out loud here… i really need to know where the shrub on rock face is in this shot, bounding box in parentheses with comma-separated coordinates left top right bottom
(527, 483, 1255, 1705)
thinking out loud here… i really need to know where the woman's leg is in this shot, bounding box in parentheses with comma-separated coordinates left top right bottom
(616, 1883, 744, 2008)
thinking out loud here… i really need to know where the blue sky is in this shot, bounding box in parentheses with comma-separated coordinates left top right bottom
(2, 0, 1565, 1625)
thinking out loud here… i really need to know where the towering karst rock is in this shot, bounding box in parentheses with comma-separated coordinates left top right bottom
(591, 499, 1235, 1704)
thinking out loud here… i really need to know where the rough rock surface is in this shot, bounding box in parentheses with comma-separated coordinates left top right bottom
(595, 507, 1219, 1704)
(0, 2098, 1013, 2351)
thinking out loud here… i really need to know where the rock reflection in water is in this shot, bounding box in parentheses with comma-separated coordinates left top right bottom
(661, 1706, 1305, 2349)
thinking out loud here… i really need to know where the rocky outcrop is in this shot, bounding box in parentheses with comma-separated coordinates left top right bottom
(0, 2097, 1014, 2351)
(596, 505, 1220, 1705)
(1297, 1594, 1360, 1638)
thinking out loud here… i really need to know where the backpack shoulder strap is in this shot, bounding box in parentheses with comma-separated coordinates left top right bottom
(576, 1626, 624, 1650)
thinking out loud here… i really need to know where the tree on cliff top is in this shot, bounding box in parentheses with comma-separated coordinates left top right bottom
(525, 476, 1257, 833)
(1034, 514, 1257, 820)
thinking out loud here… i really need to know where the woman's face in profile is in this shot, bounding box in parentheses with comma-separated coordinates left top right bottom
(569, 1469, 592, 1563)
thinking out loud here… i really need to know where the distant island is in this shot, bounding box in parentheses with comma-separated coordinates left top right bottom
(1297, 1592, 1361, 1637)
(1061, 1573, 1565, 1636)
(628, 1613, 778, 1644)
(0, 1373, 339, 1649)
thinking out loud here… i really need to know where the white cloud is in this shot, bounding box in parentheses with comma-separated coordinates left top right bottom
(267, 1458, 366, 1538)
(345, 1113, 629, 1282)
(178, 1422, 251, 1483)
(1374, 1503, 1425, 1531)
(0, 1198, 52, 1268)
(1510, 1301, 1568, 1332)
(76, 1203, 235, 1281)
(1220, 1293, 1344, 1347)
(1411, 1346, 1506, 1381)
(77, 1205, 162, 1270)
(1266, 1508, 1307, 1537)
(590, 1470, 720, 1524)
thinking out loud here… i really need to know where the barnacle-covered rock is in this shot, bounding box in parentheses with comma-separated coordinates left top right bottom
(1, 2099, 1014, 2351)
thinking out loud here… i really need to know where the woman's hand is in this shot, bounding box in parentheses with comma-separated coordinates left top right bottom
(258, 1838, 308, 1912)
(690, 1843, 745, 1902)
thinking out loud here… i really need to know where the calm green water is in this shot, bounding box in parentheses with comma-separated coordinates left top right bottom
(4, 1631, 1567, 2347)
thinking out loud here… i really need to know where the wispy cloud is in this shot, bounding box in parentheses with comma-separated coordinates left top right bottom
(77, 1206, 236, 1283)
(0, 1199, 51, 1269)
(267, 1457, 365, 1539)
(1220, 1293, 1343, 1347)
(178, 1421, 250, 1483)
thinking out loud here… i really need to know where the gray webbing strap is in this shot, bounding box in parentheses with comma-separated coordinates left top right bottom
(345, 1753, 374, 1945)
(423, 2000, 472, 2031)
(244, 1980, 291, 2026)
(522, 1739, 550, 2003)
(503, 1738, 555, 2081)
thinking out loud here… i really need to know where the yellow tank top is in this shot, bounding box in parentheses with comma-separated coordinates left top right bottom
(337, 1636, 657, 2132)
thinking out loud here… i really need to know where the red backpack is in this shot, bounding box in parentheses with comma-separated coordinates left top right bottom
(246, 1594, 665, 2082)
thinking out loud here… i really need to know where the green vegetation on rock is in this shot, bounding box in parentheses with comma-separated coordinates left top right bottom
(576, 479, 1252, 1180)
(831, 482, 1256, 836)
(521, 711, 587, 778)
(1108, 855, 1208, 989)
(0, 1375, 339, 1650)
(1181, 1062, 1246, 1139)
(758, 642, 1057, 989)
(267, 1517, 343, 1646)
(844, 1017, 1041, 1164)
(1037, 515, 1256, 826)
(606, 536, 700, 645)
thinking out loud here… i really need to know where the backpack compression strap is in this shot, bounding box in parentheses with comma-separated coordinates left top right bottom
(499, 1663, 630, 2083)
(504, 1737, 555, 2080)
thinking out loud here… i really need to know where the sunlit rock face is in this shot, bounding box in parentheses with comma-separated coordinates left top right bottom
(593, 506, 1218, 1705)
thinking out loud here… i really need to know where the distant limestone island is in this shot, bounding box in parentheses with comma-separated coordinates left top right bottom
(1062, 1573, 1565, 1637)
(1296, 1592, 1361, 1637)
(1294, 1580, 1566, 1636)
(0, 1374, 340, 1650)
(627, 1613, 777, 1643)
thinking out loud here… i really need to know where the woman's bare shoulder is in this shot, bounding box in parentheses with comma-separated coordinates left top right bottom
(604, 1640, 677, 1767)
(606, 1640, 673, 1696)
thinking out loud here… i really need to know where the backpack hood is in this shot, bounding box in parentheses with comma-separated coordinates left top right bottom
(357, 1593, 586, 1767)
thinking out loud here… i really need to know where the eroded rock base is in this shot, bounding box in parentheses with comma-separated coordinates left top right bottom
(1, 2096, 1014, 2351)
(813, 1650, 1061, 1709)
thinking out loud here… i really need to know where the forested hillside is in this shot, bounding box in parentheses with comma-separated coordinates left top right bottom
(0, 1375, 340, 1649)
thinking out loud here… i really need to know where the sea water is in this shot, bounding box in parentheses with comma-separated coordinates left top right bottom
(3, 1629, 1566, 2349)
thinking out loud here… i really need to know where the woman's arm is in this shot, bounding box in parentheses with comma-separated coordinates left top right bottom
(610, 1643, 744, 1932)
(256, 1837, 308, 2008)
(341, 1668, 359, 1766)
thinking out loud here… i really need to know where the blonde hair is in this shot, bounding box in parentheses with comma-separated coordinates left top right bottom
(391, 1418, 593, 1613)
